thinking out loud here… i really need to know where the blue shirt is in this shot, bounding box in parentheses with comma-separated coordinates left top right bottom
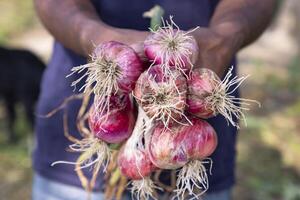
(34, 0, 238, 193)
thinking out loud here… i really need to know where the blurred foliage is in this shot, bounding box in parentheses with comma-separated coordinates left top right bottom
(0, 3, 36, 198)
(234, 55, 300, 200)
(0, 104, 32, 200)
(287, 57, 300, 93)
(0, 0, 36, 44)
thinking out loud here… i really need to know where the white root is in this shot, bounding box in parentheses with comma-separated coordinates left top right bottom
(67, 53, 121, 118)
(51, 136, 111, 172)
(131, 178, 161, 200)
(174, 159, 213, 200)
(134, 74, 192, 128)
(124, 107, 151, 156)
(148, 16, 198, 78)
(124, 109, 152, 184)
(205, 66, 261, 128)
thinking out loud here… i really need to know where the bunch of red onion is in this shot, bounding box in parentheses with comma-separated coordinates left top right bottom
(55, 14, 259, 200)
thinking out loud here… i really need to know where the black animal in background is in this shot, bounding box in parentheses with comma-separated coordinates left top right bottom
(0, 47, 46, 143)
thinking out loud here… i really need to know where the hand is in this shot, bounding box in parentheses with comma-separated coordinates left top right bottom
(113, 28, 149, 52)
(191, 24, 243, 78)
(84, 25, 149, 58)
(112, 28, 149, 61)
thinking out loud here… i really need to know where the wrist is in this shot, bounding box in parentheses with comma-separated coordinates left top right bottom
(210, 22, 245, 55)
(79, 20, 117, 56)
(191, 24, 242, 77)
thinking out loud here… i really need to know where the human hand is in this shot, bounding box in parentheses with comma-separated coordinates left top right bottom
(111, 28, 148, 54)
(111, 28, 149, 62)
(191, 24, 243, 78)
(84, 25, 149, 59)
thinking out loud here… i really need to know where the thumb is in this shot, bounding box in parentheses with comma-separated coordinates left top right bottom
(131, 42, 147, 63)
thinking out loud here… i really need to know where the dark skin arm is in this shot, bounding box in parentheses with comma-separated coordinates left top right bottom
(35, 0, 278, 77)
(34, 0, 148, 57)
(192, 0, 278, 77)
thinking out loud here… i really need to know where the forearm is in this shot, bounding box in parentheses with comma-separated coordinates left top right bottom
(210, 0, 278, 53)
(34, 0, 115, 56)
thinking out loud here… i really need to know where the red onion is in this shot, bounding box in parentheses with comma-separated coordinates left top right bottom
(187, 67, 260, 128)
(144, 17, 199, 76)
(117, 107, 160, 200)
(148, 117, 217, 199)
(89, 94, 136, 144)
(148, 117, 217, 170)
(133, 64, 188, 127)
(187, 68, 220, 118)
(69, 41, 144, 115)
(93, 41, 144, 93)
(118, 145, 156, 180)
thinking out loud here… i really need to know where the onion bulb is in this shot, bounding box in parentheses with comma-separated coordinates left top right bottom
(149, 117, 217, 199)
(144, 17, 199, 77)
(148, 118, 217, 169)
(68, 41, 144, 117)
(89, 94, 136, 144)
(118, 145, 156, 180)
(117, 107, 160, 200)
(133, 64, 189, 127)
(187, 67, 260, 128)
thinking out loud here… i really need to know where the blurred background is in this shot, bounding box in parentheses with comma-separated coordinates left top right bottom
(0, 0, 299, 199)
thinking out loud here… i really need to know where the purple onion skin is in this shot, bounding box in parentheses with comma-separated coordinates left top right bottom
(144, 30, 199, 72)
(148, 118, 217, 169)
(118, 145, 157, 180)
(89, 95, 136, 143)
(133, 65, 187, 122)
(187, 68, 221, 118)
(94, 41, 144, 93)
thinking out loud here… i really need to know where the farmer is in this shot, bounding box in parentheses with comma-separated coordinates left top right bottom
(33, 0, 278, 199)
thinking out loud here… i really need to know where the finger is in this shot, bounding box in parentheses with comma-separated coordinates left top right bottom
(130, 42, 147, 62)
